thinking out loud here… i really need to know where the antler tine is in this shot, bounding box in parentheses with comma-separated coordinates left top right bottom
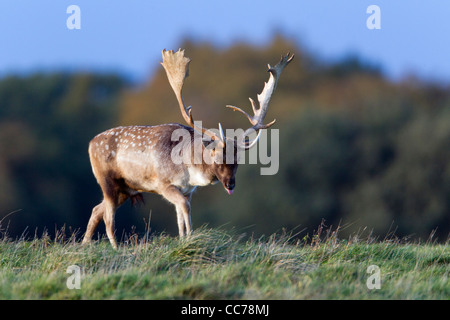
(226, 104, 255, 125)
(254, 51, 294, 129)
(227, 52, 294, 149)
(161, 49, 223, 145)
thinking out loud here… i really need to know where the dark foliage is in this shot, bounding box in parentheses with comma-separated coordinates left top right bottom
(1, 36, 449, 241)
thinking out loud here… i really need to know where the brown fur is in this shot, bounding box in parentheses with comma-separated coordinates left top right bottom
(82, 124, 238, 248)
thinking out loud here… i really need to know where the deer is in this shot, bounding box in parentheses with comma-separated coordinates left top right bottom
(82, 49, 294, 248)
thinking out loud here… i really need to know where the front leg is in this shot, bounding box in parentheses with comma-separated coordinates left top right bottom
(161, 185, 192, 237)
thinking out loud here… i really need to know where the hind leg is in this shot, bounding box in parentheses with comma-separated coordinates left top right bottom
(103, 191, 130, 249)
(84, 178, 129, 249)
(82, 200, 105, 245)
(103, 197, 118, 249)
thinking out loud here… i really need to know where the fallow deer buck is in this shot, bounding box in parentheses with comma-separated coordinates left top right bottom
(82, 49, 293, 248)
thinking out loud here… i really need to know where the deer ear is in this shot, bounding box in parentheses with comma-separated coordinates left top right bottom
(202, 130, 225, 151)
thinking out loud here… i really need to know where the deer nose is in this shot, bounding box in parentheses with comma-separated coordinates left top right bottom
(225, 181, 235, 190)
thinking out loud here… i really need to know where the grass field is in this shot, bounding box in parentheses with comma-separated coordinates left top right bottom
(0, 226, 448, 300)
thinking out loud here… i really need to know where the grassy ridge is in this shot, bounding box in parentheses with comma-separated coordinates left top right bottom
(0, 227, 448, 299)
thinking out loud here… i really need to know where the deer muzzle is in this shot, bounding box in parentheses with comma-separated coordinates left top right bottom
(224, 181, 235, 195)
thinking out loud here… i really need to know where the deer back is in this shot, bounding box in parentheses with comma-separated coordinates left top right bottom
(88, 123, 216, 195)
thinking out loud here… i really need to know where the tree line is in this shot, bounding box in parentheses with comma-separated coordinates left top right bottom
(0, 36, 448, 241)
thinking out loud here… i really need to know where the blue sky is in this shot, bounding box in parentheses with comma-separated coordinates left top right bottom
(0, 0, 449, 84)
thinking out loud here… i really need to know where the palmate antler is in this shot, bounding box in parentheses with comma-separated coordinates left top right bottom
(227, 52, 294, 149)
(161, 49, 223, 145)
(161, 49, 294, 150)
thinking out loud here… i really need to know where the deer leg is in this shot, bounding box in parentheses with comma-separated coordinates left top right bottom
(100, 177, 129, 249)
(83, 192, 128, 248)
(185, 190, 195, 235)
(176, 208, 186, 237)
(82, 200, 105, 245)
(161, 185, 192, 237)
(184, 205, 192, 236)
(103, 198, 118, 249)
